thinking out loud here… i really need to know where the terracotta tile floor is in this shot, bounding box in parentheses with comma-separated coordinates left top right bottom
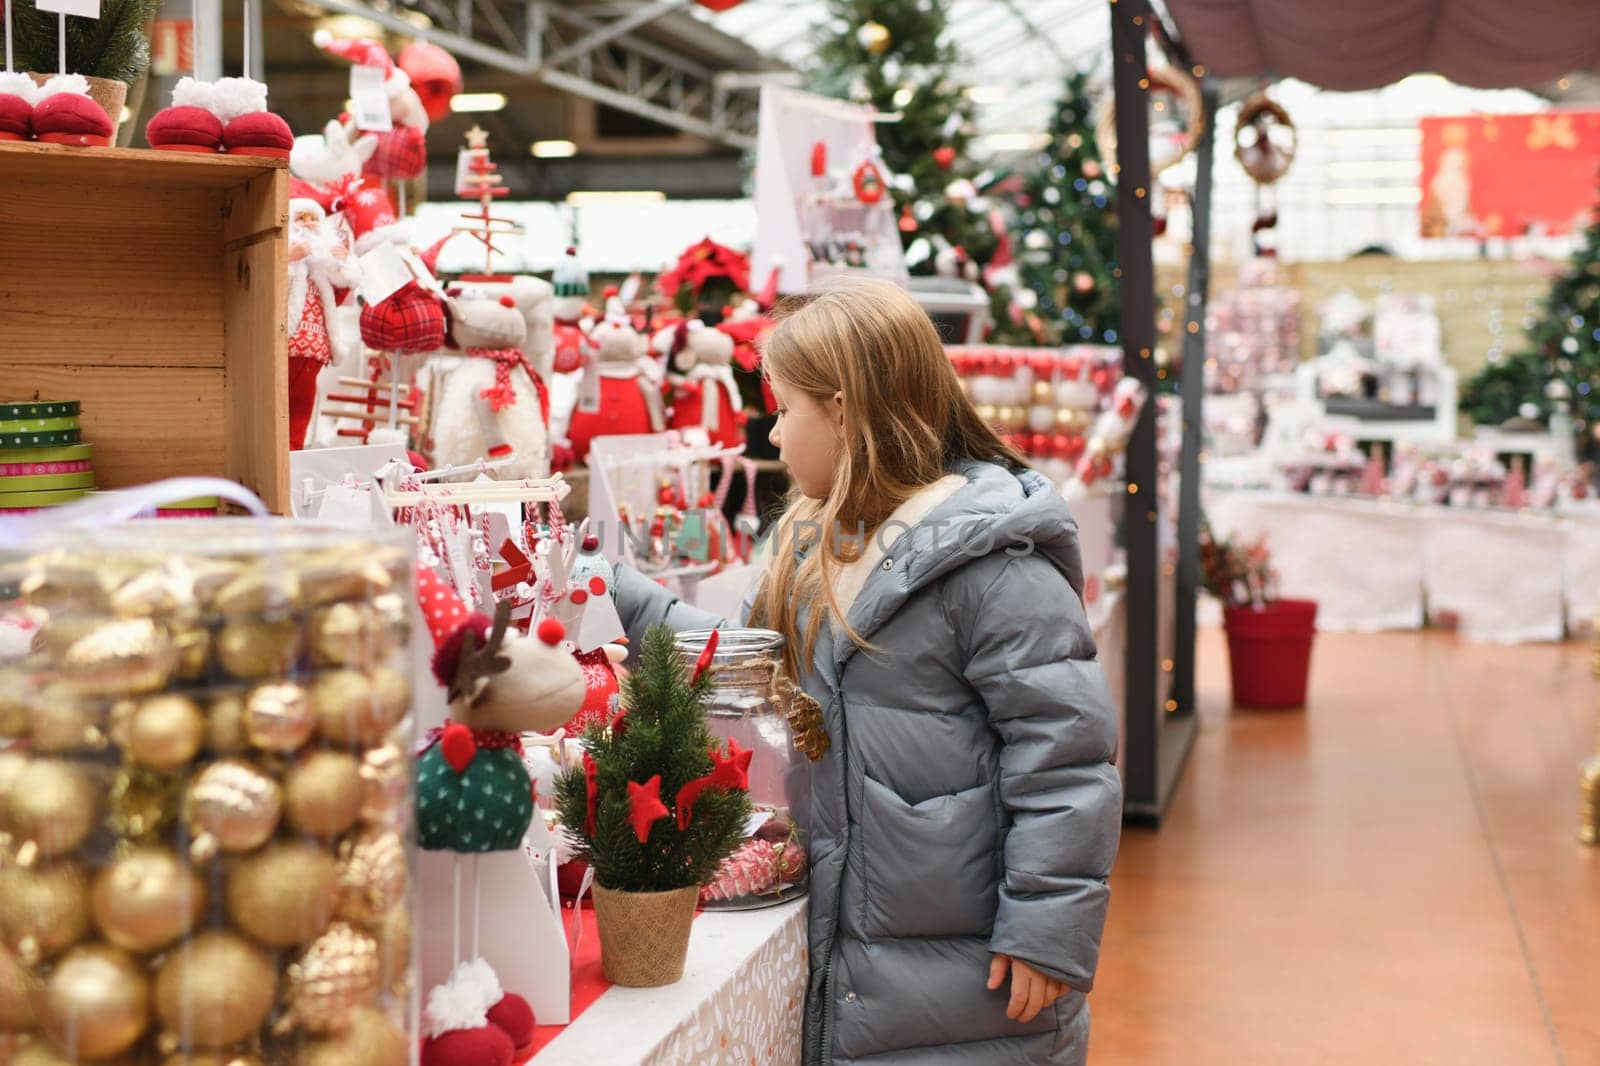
(1092, 629, 1600, 1066)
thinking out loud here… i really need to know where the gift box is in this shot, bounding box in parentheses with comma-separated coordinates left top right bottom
(0, 499, 418, 1063)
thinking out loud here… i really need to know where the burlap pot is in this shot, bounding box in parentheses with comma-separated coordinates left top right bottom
(591, 883, 699, 987)
(28, 73, 128, 138)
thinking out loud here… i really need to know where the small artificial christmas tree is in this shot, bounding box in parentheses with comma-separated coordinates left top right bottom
(811, 0, 1001, 276)
(555, 624, 752, 894)
(1012, 70, 1121, 347)
(1463, 179, 1600, 460)
(2, 0, 161, 85)
(452, 125, 524, 277)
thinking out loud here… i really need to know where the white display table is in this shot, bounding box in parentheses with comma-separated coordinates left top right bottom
(535, 900, 808, 1066)
(1205, 490, 1600, 642)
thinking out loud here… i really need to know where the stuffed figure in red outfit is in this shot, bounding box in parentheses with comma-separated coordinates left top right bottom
(287, 198, 360, 449)
(657, 319, 746, 449)
(565, 298, 666, 463)
(313, 32, 430, 184)
(414, 563, 584, 1066)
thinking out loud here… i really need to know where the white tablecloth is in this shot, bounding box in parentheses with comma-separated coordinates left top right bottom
(535, 901, 807, 1066)
(1206, 490, 1600, 643)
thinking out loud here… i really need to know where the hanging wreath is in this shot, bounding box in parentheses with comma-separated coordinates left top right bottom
(852, 160, 886, 205)
(1234, 94, 1297, 185)
(1094, 62, 1205, 176)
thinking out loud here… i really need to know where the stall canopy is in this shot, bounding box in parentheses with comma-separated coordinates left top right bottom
(1162, 0, 1600, 91)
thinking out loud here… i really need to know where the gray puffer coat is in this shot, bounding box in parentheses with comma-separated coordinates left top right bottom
(615, 460, 1122, 1065)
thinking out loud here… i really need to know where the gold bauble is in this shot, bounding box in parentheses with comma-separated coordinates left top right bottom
(0, 748, 27, 812)
(110, 564, 198, 619)
(1032, 381, 1054, 405)
(187, 558, 246, 608)
(296, 1006, 408, 1066)
(107, 764, 183, 842)
(244, 682, 314, 753)
(225, 841, 337, 948)
(370, 668, 410, 729)
(0, 943, 38, 1033)
(37, 943, 151, 1059)
(300, 551, 394, 607)
(312, 670, 406, 750)
(5, 757, 100, 858)
(217, 619, 301, 680)
(154, 931, 277, 1049)
(11, 1038, 144, 1066)
(127, 695, 207, 772)
(336, 829, 408, 928)
(91, 846, 206, 955)
(310, 603, 388, 669)
(160, 1053, 266, 1066)
(0, 668, 29, 738)
(169, 623, 212, 683)
(209, 572, 297, 617)
(857, 19, 891, 55)
(975, 403, 998, 424)
(0, 862, 90, 963)
(205, 692, 250, 755)
(60, 619, 177, 697)
(26, 687, 108, 754)
(185, 759, 283, 860)
(285, 752, 362, 839)
(21, 557, 110, 610)
(285, 922, 381, 1034)
(369, 906, 412, 997)
(357, 745, 409, 827)
(1054, 407, 1078, 432)
(370, 593, 409, 649)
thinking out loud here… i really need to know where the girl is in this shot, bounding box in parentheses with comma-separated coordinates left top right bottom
(615, 276, 1121, 1065)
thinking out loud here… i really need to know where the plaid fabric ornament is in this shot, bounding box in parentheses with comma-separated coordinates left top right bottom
(361, 282, 446, 353)
(367, 125, 428, 181)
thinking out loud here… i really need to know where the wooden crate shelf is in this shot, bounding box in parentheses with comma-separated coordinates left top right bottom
(0, 141, 289, 512)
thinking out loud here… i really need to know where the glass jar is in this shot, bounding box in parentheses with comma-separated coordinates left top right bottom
(0, 519, 417, 1064)
(676, 628, 814, 911)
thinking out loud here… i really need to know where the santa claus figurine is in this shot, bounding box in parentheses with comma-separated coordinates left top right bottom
(565, 298, 666, 463)
(287, 197, 359, 449)
(656, 319, 745, 449)
(549, 246, 596, 376)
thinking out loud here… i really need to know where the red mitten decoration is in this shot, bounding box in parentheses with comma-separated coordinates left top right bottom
(223, 111, 294, 158)
(486, 993, 536, 1064)
(361, 283, 446, 353)
(146, 105, 224, 153)
(0, 95, 33, 141)
(367, 125, 428, 180)
(33, 93, 112, 146)
(421, 1025, 514, 1066)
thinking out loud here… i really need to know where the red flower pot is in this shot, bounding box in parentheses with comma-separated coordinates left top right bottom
(1222, 599, 1317, 709)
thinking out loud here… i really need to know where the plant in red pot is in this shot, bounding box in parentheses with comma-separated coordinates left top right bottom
(1200, 517, 1317, 709)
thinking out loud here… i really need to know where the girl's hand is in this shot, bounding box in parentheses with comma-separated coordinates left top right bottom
(987, 953, 1066, 1024)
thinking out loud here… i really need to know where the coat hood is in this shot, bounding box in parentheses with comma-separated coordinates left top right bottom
(843, 459, 1085, 647)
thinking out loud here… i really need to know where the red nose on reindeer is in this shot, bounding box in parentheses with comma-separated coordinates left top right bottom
(536, 618, 566, 646)
(499, 296, 516, 308)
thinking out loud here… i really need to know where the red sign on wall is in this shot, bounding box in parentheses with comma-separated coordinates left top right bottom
(150, 19, 195, 78)
(1420, 111, 1600, 238)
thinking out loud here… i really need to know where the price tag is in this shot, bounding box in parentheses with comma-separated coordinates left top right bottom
(316, 484, 380, 527)
(454, 148, 476, 197)
(350, 64, 392, 133)
(35, 0, 100, 17)
(358, 243, 413, 304)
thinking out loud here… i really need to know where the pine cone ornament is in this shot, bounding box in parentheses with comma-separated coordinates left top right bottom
(700, 838, 780, 903)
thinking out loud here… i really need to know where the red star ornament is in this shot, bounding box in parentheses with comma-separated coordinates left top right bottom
(627, 775, 671, 842)
(674, 773, 715, 831)
(708, 738, 752, 792)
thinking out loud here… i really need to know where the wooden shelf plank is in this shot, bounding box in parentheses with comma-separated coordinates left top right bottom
(0, 140, 285, 190)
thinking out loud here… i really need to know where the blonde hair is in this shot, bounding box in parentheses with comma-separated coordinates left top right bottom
(748, 275, 1026, 678)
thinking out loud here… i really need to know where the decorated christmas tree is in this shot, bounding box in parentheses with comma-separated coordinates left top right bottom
(2, 0, 161, 84)
(811, 0, 1000, 275)
(555, 624, 752, 893)
(452, 125, 524, 277)
(1012, 70, 1121, 347)
(1464, 182, 1600, 459)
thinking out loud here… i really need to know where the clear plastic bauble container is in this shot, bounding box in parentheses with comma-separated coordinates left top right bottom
(676, 629, 814, 911)
(0, 519, 417, 1064)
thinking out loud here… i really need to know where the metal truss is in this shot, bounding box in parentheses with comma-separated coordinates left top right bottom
(298, 0, 784, 148)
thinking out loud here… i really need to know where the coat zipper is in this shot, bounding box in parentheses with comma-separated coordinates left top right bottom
(818, 676, 852, 1066)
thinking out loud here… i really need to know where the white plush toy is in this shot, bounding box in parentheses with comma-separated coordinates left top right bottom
(430, 287, 551, 480)
(290, 117, 379, 188)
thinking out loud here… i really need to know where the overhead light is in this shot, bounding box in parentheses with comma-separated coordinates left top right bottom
(1326, 187, 1421, 205)
(1325, 160, 1422, 179)
(532, 139, 578, 158)
(566, 190, 667, 206)
(980, 132, 1050, 152)
(451, 93, 507, 113)
(1400, 73, 1448, 88)
(1324, 127, 1421, 147)
(965, 85, 1007, 104)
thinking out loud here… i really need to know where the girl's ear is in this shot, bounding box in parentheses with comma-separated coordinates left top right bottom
(831, 390, 846, 430)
